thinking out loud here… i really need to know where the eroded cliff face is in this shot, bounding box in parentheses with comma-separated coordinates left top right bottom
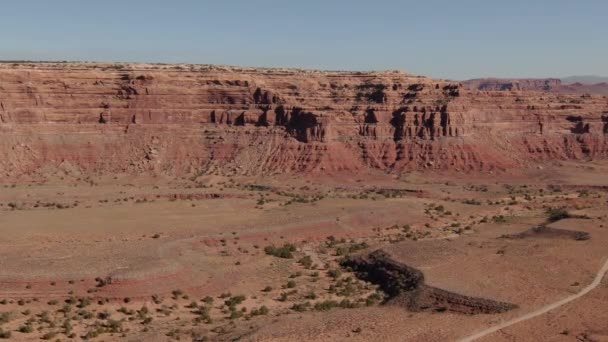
(1, 63, 607, 179)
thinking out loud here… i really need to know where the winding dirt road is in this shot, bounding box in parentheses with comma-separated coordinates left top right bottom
(458, 257, 608, 342)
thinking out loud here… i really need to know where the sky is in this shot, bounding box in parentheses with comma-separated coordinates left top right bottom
(0, 0, 606, 80)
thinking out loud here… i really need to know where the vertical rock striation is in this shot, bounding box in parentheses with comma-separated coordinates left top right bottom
(1, 62, 607, 179)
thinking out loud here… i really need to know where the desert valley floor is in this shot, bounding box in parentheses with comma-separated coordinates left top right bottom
(1, 161, 608, 341)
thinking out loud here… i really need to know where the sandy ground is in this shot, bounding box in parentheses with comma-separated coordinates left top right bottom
(0, 162, 607, 341)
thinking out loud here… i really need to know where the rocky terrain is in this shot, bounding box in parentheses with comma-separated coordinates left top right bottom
(1, 62, 608, 182)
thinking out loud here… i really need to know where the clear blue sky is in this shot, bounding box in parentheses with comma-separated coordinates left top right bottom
(1, 0, 606, 80)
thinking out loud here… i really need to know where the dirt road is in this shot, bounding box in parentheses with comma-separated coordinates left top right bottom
(458, 257, 608, 342)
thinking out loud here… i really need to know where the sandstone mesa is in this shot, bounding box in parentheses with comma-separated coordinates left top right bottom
(1, 62, 607, 180)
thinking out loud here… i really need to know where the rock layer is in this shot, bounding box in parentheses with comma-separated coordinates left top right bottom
(1, 62, 608, 179)
(343, 250, 517, 314)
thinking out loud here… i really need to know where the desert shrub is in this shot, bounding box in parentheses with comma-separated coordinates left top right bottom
(546, 208, 571, 222)
(250, 305, 269, 316)
(39, 311, 52, 323)
(18, 323, 34, 333)
(229, 310, 243, 320)
(156, 305, 172, 316)
(151, 295, 163, 304)
(77, 297, 92, 308)
(41, 331, 57, 340)
(298, 256, 313, 269)
(171, 289, 184, 299)
(78, 309, 94, 319)
(335, 242, 369, 256)
(224, 295, 246, 308)
(137, 306, 149, 319)
(97, 311, 110, 319)
(313, 300, 339, 311)
(338, 299, 359, 308)
(95, 276, 112, 288)
(327, 268, 342, 279)
(0, 312, 14, 324)
(193, 306, 211, 323)
(117, 306, 134, 315)
(290, 302, 310, 312)
(264, 243, 296, 258)
(366, 292, 384, 306)
(337, 283, 357, 297)
(548, 184, 562, 192)
(304, 291, 317, 300)
(0, 329, 11, 339)
(578, 189, 590, 197)
(491, 215, 507, 223)
(62, 319, 73, 334)
(105, 319, 123, 333)
(84, 328, 102, 339)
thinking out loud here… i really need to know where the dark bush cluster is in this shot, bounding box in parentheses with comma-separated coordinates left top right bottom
(264, 243, 296, 258)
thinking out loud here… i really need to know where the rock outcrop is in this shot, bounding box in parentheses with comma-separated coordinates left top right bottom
(1, 62, 608, 179)
(343, 250, 517, 314)
(499, 225, 591, 241)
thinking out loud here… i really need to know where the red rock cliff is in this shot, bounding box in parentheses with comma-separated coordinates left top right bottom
(1, 63, 607, 179)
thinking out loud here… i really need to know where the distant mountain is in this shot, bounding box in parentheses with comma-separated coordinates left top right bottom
(462, 78, 561, 92)
(561, 75, 608, 85)
(462, 77, 608, 95)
